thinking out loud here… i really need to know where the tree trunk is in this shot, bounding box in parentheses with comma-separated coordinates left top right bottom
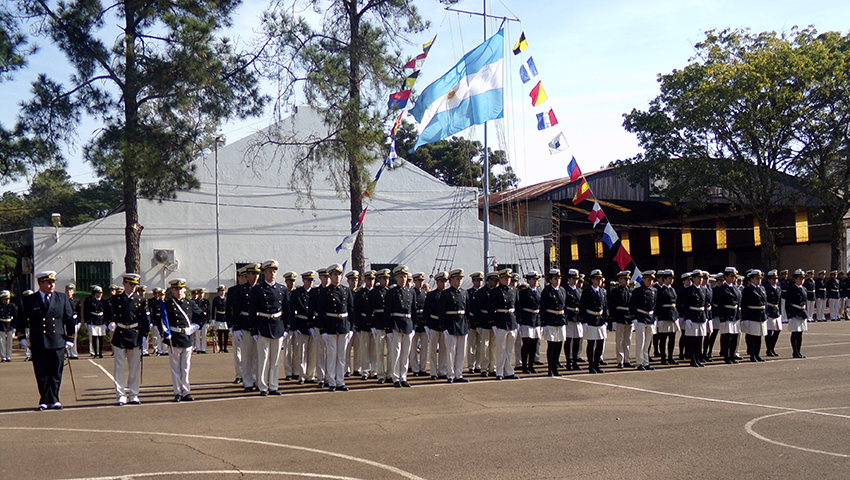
(122, 1, 142, 274)
(347, 2, 364, 273)
(827, 207, 846, 271)
(123, 177, 142, 274)
(757, 211, 779, 269)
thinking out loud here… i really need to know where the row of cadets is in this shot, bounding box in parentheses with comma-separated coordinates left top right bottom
(316, 263, 354, 392)
(107, 273, 150, 405)
(410, 272, 429, 377)
(249, 259, 290, 396)
(0, 290, 20, 362)
(162, 278, 200, 401)
(517, 271, 542, 374)
(386, 265, 415, 387)
(213, 284, 229, 353)
(439, 268, 470, 383)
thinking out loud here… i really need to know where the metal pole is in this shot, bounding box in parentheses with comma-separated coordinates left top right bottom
(214, 136, 223, 287)
(482, 0, 491, 274)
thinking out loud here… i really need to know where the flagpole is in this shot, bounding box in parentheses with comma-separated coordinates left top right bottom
(482, 0, 491, 274)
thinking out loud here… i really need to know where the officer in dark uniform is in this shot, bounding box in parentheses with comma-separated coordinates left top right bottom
(540, 269, 566, 376)
(345, 270, 360, 377)
(65, 284, 81, 359)
(655, 270, 678, 365)
(410, 272, 429, 376)
(764, 270, 782, 357)
(785, 269, 808, 358)
(387, 265, 415, 387)
(317, 264, 354, 392)
(291, 271, 315, 384)
(609, 271, 633, 368)
(701, 271, 719, 362)
(814, 270, 827, 321)
(225, 266, 248, 385)
(629, 270, 656, 371)
(803, 270, 816, 320)
(191, 288, 210, 353)
(840, 271, 850, 321)
(489, 268, 519, 380)
(741, 269, 767, 362)
(826, 271, 841, 321)
(0, 290, 21, 362)
(162, 278, 200, 401)
(107, 273, 150, 405)
(439, 268, 470, 383)
(778, 269, 790, 324)
(714, 267, 742, 364)
(213, 285, 229, 353)
(355, 270, 375, 380)
(18, 271, 75, 410)
(149, 288, 166, 356)
(84, 285, 107, 358)
(581, 269, 609, 373)
(235, 263, 261, 391)
(680, 271, 707, 367)
(466, 272, 484, 375)
(250, 259, 290, 396)
(310, 268, 329, 388)
(475, 272, 498, 376)
(517, 271, 542, 374)
(425, 272, 448, 379)
(563, 269, 583, 371)
(367, 269, 391, 384)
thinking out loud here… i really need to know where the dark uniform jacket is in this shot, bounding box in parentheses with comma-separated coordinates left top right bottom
(803, 278, 816, 301)
(466, 287, 480, 329)
(69, 297, 81, 326)
(386, 285, 414, 334)
(367, 285, 390, 332)
(317, 283, 354, 335)
(191, 298, 210, 326)
(354, 287, 371, 331)
(581, 286, 608, 327)
(656, 285, 678, 322)
(815, 277, 827, 299)
(629, 284, 655, 325)
(84, 296, 106, 326)
(841, 277, 850, 299)
(765, 283, 781, 319)
(212, 296, 227, 324)
(19, 291, 75, 350)
(826, 278, 840, 299)
(474, 286, 494, 329)
(741, 284, 767, 322)
(487, 284, 517, 330)
(0, 302, 21, 333)
(540, 284, 567, 327)
(609, 285, 632, 324)
(249, 280, 290, 339)
(163, 297, 196, 349)
(565, 286, 581, 323)
(439, 286, 469, 336)
(108, 292, 150, 349)
(517, 287, 541, 328)
(423, 289, 444, 331)
(413, 287, 427, 333)
(680, 285, 706, 323)
(225, 283, 249, 332)
(713, 283, 741, 322)
(703, 285, 714, 319)
(290, 286, 312, 335)
(149, 298, 164, 331)
(784, 284, 807, 319)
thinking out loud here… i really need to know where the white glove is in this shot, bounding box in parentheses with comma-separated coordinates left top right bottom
(65, 341, 74, 349)
(612, 323, 618, 332)
(443, 329, 450, 337)
(492, 326, 498, 334)
(293, 330, 301, 339)
(685, 319, 694, 330)
(322, 333, 329, 344)
(187, 324, 200, 336)
(476, 327, 483, 335)
(252, 334, 258, 341)
(309, 327, 317, 336)
(387, 331, 394, 341)
(424, 326, 431, 335)
(20, 338, 29, 349)
(232, 330, 243, 342)
(283, 330, 289, 339)
(631, 320, 638, 328)
(371, 327, 378, 335)
(108, 323, 116, 332)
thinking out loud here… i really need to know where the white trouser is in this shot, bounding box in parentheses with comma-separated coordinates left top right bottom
(816, 298, 827, 320)
(306, 334, 317, 380)
(257, 335, 283, 392)
(443, 333, 468, 380)
(427, 328, 446, 376)
(495, 328, 518, 376)
(68, 323, 80, 357)
(409, 331, 429, 373)
(828, 299, 841, 320)
(779, 298, 787, 323)
(113, 346, 141, 399)
(139, 328, 149, 355)
(282, 332, 293, 377)
(0, 330, 15, 360)
(192, 325, 205, 351)
(615, 323, 632, 364)
(325, 332, 353, 387)
(478, 328, 497, 373)
(151, 326, 163, 354)
(634, 323, 655, 366)
(231, 329, 243, 379)
(169, 346, 192, 396)
(844, 298, 850, 318)
(292, 331, 309, 380)
(372, 329, 389, 378)
(391, 330, 414, 383)
(350, 330, 361, 374)
(514, 331, 522, 366)
(24, 328, 30, 358)
(467, 328, 480, 371)
(241, 334, 258, 388)
(311, 329, 326, 382)
(357, 331, 374, 376)
(806, 300, 815, 320)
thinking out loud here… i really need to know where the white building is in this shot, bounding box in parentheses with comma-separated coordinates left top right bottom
(32, 108, 545, 293)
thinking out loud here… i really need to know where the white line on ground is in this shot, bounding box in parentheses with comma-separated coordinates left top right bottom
(54, 469, 369, 480)
(744, 408, 850, 459)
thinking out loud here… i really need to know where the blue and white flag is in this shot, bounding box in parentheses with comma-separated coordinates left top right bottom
(335, 227, 360, 254)
(631, 268, 642, 285)
(602, 222, 619, 248)
(519, 56, 538, 84)
(409, 30, 504, 152)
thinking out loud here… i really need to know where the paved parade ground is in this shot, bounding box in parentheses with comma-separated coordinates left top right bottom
(1, 322, 848, 480)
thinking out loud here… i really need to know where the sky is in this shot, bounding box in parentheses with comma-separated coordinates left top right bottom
(2, 0, 850, 195)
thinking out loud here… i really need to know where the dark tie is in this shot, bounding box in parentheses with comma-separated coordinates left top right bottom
(45, 294, 51, 305)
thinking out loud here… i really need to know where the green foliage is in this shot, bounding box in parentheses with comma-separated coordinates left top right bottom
(395, 121, 519, 192)
(16, 0, 267, 271)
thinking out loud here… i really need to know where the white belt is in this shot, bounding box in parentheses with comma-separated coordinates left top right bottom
(722, 305, 737, 309)
(240, 311, 249, 316)
(91, 312, 104, 316)
(522, 308, 540, 314)
(325, 312, 348, 318)
(215, 310, 226, 315)
(295, 314, 308, 320)
(170, 326, 188, 334)
(615, 306, 630, 311)
(661, 304, 676, 308)
(257, 311, 282, 318)
(416, 310, 424, 314)
(746, 305, 766, 310)
(586, 310, 603, 316)
(768, 304, 779, 308)
(790, 304, 804, 310)
(495, 308, 514, 313)
(636, 309, 653, 315)
(0, 318, 12, 322)
(445, 310, 465, 315)
(373, 309, 385, 313)
(430, 314, 439, 320)
(116, 323, 138, 329)
(545, 309, 564, 315)
(391, 313, 411, 318)
(479, 309, 489, 314)
(565, 307, 579, 312)
(689, 306, 705, 311)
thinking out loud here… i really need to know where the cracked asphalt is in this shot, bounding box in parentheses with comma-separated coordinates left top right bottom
(1, 321, 848, 479)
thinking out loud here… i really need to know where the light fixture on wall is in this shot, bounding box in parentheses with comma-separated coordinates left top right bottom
(52, 213, 61, 240)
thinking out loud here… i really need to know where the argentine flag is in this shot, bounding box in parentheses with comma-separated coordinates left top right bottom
(409, 30, 504, 151)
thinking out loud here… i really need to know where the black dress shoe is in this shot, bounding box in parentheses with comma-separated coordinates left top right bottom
(181, 395, 194, 401)
(528, 368, 538, 374)
(317, 381, 326, 388)
(668, 359, 679, 365)
(269, 390, 281, 396)
(637, 365, 647, 371)
(623, 362, 634, 368)
(480, 372, 488, 378)
(244, 387, 253, 393)
(505, 375, 519, 380)
(644, 365, 654, 370)
(534, 361, 544, 365)
(660, 359, 669, 365)
(431, 375, 438, 380)
(328, 386, 336, 392)
(401, 381, 411, 387)
(495, 376, 503, 380)
(377, 378, 386, 384)
(437, 375, 447, 380)
(456, 377, 469, 383)
(338, 386, 349, 391)
(598, 360, 608, 366)
(298, 379, 305, 385)
(394, 381, 402, 387)
(755, 356, 765, 362)
(259, 390, 268, 396)
(173, 396, 182, 402)
(446, 378, 454, 384)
